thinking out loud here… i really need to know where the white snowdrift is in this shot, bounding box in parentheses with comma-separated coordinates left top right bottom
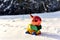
(0, 11, 60, 40)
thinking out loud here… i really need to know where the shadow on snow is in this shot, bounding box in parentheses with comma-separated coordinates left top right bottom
(40, 32, 60, 40)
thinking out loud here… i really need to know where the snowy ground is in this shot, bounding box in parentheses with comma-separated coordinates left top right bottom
(0, 11, 60, 40)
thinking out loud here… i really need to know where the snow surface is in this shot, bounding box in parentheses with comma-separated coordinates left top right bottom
(0, 11, 60, 40)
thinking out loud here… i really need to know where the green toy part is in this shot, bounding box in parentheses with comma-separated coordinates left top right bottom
(30, 24, 42, 32)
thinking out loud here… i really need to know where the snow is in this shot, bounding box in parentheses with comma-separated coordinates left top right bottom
(0, 11, 60, 40)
